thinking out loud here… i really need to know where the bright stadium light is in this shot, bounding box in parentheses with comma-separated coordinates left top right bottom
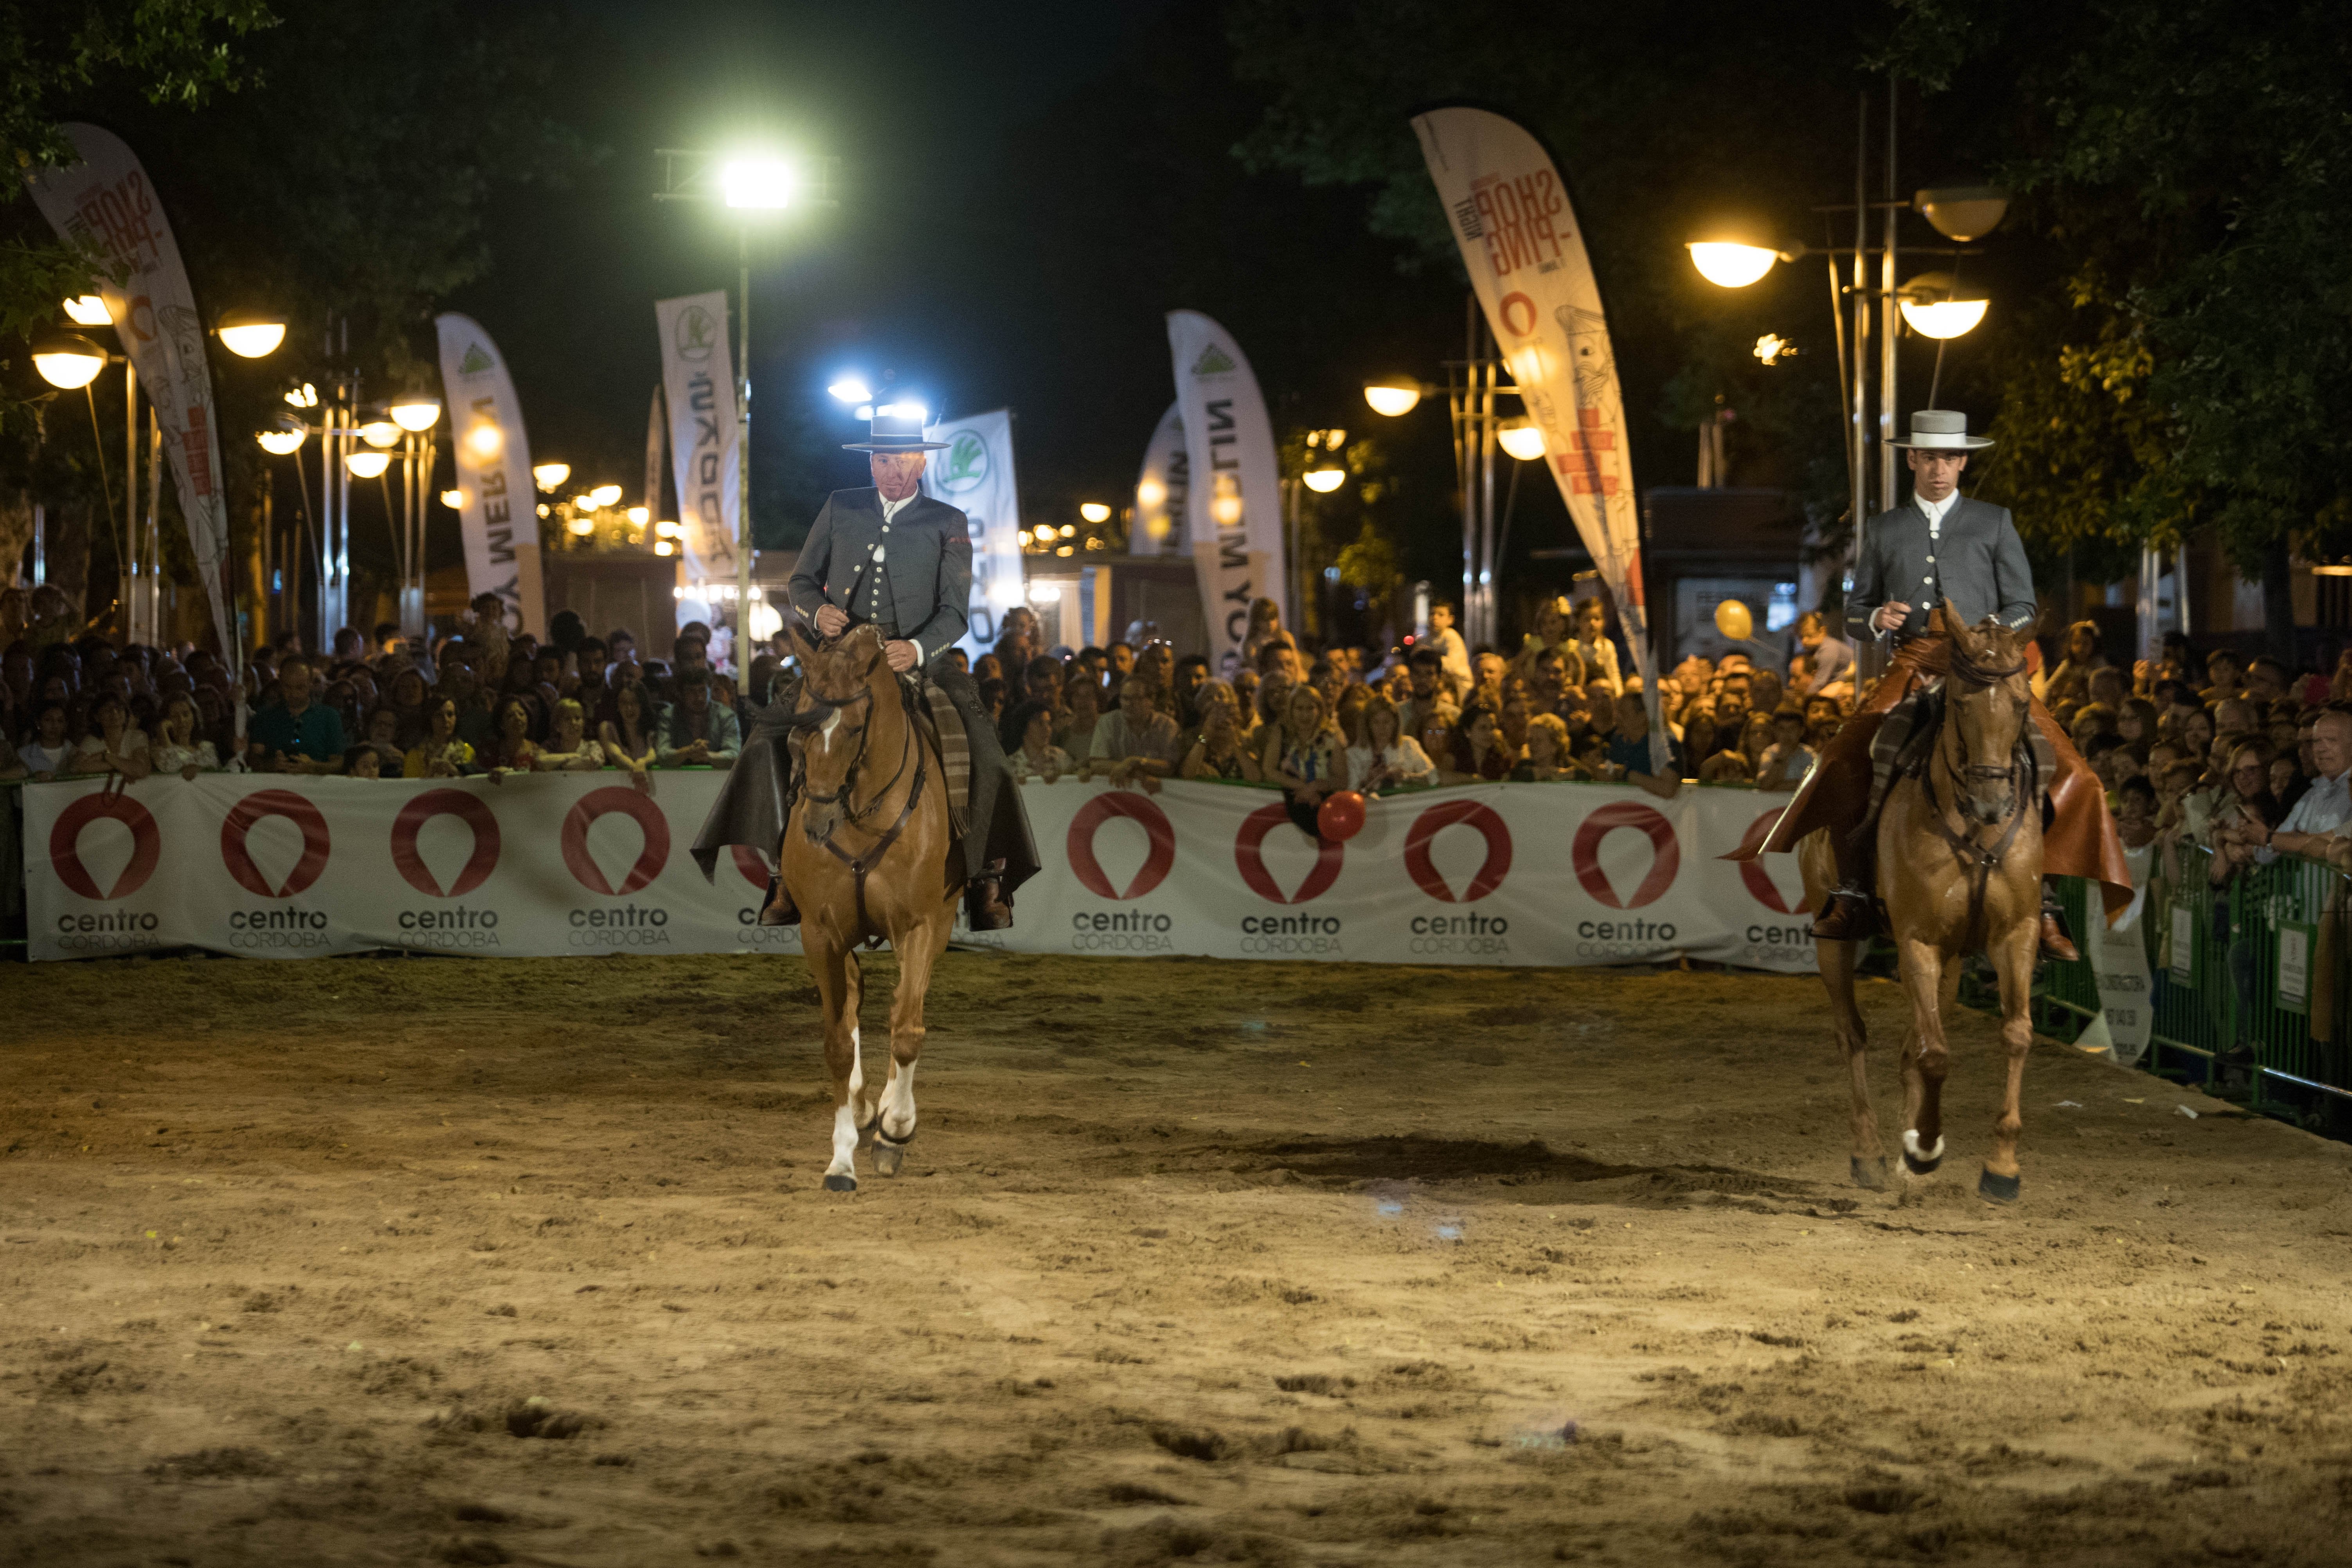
(828, 377, 871, 403)
(722, 157, 797, 209)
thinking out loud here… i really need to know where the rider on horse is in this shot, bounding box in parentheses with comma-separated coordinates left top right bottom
(1730, 409, 2134, 954)
(693, 404, 1039, 930)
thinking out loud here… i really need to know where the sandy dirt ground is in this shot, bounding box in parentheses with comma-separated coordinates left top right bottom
(5, 949, 2352, 1567)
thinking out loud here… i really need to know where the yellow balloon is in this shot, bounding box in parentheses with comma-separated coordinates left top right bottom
(1713, 598, 1754, 641)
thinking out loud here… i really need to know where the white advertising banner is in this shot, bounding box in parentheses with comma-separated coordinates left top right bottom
(1167, 312, 1283, 673)
(433, 314, 548, 637)
(653, 292, 743, 587)
(2074, 845, 2154, 1064)
(920, 409, 1024, 657)
(23, 124, 233, 652)
(1134, 402, 1188, 555)
(1412, 106, 1668, 772)
(23, 776, 1818, 973)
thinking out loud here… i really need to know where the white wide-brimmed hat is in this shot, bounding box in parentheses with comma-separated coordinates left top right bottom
(1888, 408, 1993, 451)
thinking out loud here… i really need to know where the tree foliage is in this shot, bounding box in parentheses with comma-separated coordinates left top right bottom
(1885, 0, 2352, 574)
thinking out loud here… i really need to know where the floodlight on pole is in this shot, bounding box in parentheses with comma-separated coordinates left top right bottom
(722, 158, 797, 210)
(256, 429, 306, 456)
(532, 462, 570, 491)
(828, 377, 871, 403)
(360, 419, 400, 449)
(31, 330, 106, 389)
(1686, 241, 1782, 288)
(1302, 468, 1347, 493)
(1897, 272, 1989, 339)
(62, 295, 111, 326)
(345, 450, 391, 479)
(1914, 185, 2010, 243)
(214, 308, 287, 358)
(1362, 377, 1426, 418)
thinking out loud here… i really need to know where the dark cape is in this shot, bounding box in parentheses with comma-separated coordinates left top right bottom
(689, 697, 798, 882)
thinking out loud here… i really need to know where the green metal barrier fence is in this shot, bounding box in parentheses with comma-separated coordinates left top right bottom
(2027, 850, 2352, 1138)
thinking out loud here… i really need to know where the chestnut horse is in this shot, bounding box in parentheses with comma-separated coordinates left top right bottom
(781, 624, 957, 1192)
(1799, 604, 2044, 1203)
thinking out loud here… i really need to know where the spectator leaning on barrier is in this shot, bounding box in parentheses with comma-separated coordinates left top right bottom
(1346, 693, 1435, 793)
(249, 654, 346, 775)
(1089, 676, 1181, 785)
(535, 698, 606, 772)
(150, 693, 218, 779)
(2225, 706, 2352, 867)
(1604, 691, 1683, 800)
(18, 699, 72, 779)
(657, 670, 741, 769)
(1003, 698, 1071, 784)
(403, 697, 477, 779)
(1181, 697, 1256, 781)
(1055, 675, 1102, 770)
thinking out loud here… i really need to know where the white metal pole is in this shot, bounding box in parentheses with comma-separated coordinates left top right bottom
(1879, 76, 1899, 515)
(735, 225, 755, 671)
(123, 359, 137, 641)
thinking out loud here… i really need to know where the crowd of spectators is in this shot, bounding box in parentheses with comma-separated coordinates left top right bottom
(13, 579, 2352, 889)
(2, 587, 745, 797)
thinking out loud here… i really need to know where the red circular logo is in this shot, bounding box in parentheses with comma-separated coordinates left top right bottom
(1234, 801, 1344, 904)
(1404, 799, 1513, 902)
(389, 788, 502, 898)
(560, 785, 670, 895)
(1067, 791, 1177, 900)
(220, 788, 332, 898)
(1571, 800, 1678, 908)
(1499, 290, 1539, 336)
(731, 844, 770, 889)
(49, 790, 161, 901)
(1738, 808, 1812, 914)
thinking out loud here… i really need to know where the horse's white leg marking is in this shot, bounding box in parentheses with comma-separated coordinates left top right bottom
(878, 1059, 917, 1143)
(1901, 1128, 1945, 1165)
(826, 1027, 864, 1179)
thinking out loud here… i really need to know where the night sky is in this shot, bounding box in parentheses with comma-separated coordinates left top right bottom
(438, 0, 1477, 559)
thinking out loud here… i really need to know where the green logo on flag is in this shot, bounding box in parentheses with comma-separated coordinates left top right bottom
(458, 342, 494, 375)
(1190, 344, 1237, 376)
(677, 306, 717, 363)
(939, 430, 989, 495)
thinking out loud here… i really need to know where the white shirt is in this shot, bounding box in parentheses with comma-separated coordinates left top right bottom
(1915, 488, 1958, 530)
(2260, 765, 2352, 861)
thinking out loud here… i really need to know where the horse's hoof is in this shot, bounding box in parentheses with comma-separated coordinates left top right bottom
(1851, 1155, 1889, 1191)
(1900, 1130, 1944, 1177)
(822, 1172, 858, 1193)
(873, 1141, 905, 1177)
(1977, 1168, 2021, 1204)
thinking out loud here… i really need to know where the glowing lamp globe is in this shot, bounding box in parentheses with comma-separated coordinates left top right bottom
(1897, 272, 1989, 340)
(466, 424, 503, 458)
(62, 295, 111, 327)
(256, 429, 306, 455)
(589, 482, 623, 507)
(722, 158, 796, 210)
(440, 488, 466, 508)
(31, 330, 106, 389)
(1497, 421, 1547, 462)
(214, 308, 286, 358)
(345, 450, 391, 479)
(626, 505, 650, 526)
(1079, 502, 1112, 523)
(389, 394, 441, 431)
(1317, 790, 1368, 843)
(1362, 378, 1422, 418)
(1303, 467, 1346, 493)
(1686, 242, 1778, 288)
(532, 462, 570, 491)
(360, 420, 400, 449)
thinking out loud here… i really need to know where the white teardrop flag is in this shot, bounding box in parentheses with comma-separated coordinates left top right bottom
(433, 314, 547, 635)
(1412, 106, 1668, 772)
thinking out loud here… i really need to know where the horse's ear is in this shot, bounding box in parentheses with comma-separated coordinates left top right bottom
(782, 617, 818, 660)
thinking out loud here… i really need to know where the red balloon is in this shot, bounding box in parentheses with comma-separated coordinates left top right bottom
(1317, 790, 1368, 843)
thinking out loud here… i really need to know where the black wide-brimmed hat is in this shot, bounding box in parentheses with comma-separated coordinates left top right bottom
(1888, 408, 1994, 451)
(843, 403, 948, 453)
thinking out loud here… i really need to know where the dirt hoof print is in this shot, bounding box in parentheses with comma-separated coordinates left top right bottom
(504, 1399, 587, 1440)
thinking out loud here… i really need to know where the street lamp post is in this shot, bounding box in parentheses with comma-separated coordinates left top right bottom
(655, 148, 838, 671)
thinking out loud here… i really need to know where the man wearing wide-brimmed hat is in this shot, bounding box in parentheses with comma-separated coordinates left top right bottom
(697, 404, 1035, 930)
(1730, 409, 2132, 954)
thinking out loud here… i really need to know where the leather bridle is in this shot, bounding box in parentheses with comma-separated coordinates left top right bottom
(1923, 643, 2035, 947)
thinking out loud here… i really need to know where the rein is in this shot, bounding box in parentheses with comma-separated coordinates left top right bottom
(1923, 646, 2034, 948)
(793, 639, 930, 941)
